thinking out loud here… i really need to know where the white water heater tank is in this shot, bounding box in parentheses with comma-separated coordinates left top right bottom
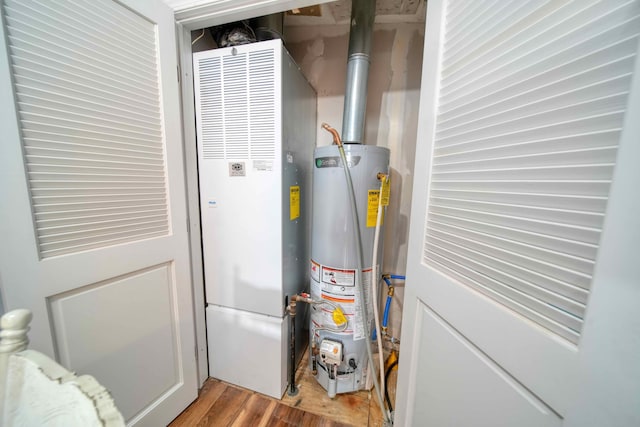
(310, 144, 389, 394)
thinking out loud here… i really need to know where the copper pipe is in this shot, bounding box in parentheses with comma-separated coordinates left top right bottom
(321, 123, 343, 147)
(287, 295, 298, 317)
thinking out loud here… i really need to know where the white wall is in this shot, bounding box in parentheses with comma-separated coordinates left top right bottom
(285, 22, 424, 342)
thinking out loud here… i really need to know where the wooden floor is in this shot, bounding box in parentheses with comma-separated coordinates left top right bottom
(169, 351, 397, 427)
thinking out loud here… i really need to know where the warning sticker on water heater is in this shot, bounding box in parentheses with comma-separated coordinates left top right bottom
(352, 268, 372, 341)
(381, 178, 390, 206)
(310, 263, 374, 341)
(366, 190, 384, 228)
(310, 260, 320, 283)
(322, 266, 355, 287)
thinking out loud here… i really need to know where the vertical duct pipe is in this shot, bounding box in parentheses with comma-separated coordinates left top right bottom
(341, 0, 376, 144)
(336, 0, 391, 423)
(251, 13, 285, 42)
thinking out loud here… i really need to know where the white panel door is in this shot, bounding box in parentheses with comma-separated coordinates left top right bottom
(0, 0, 197, 425)
(396, 1, 640, 426)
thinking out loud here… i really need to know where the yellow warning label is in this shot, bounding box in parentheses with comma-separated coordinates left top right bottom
(332, 307, 347, 326)
(290, 186, 300, 220)
(367, 190, 384, 228)
(381, 177, 390, 207)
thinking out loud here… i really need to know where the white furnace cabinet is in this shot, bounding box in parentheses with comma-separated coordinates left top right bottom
(193, 39, 316, 398)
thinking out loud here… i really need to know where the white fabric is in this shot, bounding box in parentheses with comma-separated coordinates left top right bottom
(3, 352, 124, 427)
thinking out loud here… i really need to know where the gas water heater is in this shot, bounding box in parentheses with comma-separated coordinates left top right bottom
(310, 144, 389, 396)
(304, 0, 392, 408)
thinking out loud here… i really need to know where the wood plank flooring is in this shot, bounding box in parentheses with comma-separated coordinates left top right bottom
(169, 351, 397, 427)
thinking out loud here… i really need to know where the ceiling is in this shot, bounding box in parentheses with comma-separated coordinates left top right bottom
(285, 0, 426, 25)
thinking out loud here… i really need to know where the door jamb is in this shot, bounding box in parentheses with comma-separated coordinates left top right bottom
(176, 23, 208, 386)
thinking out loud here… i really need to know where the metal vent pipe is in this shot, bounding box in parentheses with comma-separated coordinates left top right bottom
(341, 0, 376, 144)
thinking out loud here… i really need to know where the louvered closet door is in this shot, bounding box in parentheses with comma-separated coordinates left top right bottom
(396, 1, 640, 426)
(0, 0, 197, 425)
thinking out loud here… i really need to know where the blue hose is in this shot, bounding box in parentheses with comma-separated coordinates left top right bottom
(382, 295, 392, 328)
(371, 274, 404, 340)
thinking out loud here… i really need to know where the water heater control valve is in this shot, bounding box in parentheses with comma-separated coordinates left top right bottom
(319, 339, 343, 365)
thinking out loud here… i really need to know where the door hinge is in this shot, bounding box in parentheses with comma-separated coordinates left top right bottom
(186, 219, 190, 234)
(177, 65, 181, 83)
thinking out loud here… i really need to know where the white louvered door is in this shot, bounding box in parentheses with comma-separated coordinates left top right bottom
(0, 0, 197, 425)
(396, 1, 640, 426)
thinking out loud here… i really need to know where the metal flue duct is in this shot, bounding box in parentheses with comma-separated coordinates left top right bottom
(341, 0, 376, 144)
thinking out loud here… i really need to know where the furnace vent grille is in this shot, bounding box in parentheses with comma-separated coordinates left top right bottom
(196, 47, 276, 160)
(197, 57, 224, 159)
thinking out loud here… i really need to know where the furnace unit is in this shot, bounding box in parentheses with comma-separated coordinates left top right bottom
(193, 39, 316, 398)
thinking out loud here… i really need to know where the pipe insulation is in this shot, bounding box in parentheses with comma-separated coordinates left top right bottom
(341, 0, 376, 144)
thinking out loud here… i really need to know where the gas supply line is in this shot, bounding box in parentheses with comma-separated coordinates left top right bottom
(286, 293, 348, 397)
